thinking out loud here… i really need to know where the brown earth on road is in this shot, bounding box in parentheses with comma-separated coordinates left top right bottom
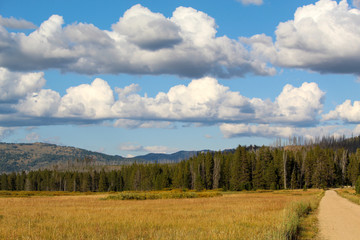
(318, 190, 360, 240)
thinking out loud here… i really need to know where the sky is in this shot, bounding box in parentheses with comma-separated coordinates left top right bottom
(1, 0, 360, 157)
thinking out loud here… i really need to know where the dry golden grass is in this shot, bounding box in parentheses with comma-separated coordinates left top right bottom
(0, 189, 321, 240)
(335, 188, 360, 205)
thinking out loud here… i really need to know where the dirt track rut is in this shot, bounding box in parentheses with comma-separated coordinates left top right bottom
(318, 190, 360, 240)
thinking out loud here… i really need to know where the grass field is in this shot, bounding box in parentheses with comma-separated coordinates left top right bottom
(335, 188, 360, 205)
(0, 189, 322, 239)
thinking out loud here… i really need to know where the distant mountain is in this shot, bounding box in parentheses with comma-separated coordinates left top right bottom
(0, 142, 212, 173)
(0, 142, 129, 173)
(130, 150, 207, 163)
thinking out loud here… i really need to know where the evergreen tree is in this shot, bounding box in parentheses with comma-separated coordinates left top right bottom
(99, 170, 108, 192)
(253, 150, 266, 190)
(265, 161, 277, 190)
(0, 174, 8, 190)
(230, 147, 242, 191)
(8, 172, 17, 191)
(356, 176, 360, 194)
(204, 152, 213, 189)
(348, 150, 360, 185)
(81, 172, 93, 192)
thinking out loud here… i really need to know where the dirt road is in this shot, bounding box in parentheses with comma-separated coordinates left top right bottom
(318, 190, 360, 240)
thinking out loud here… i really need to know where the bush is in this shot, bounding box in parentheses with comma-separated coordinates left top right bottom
(103, 190, 222, 200)
(355, 176, 360, 194)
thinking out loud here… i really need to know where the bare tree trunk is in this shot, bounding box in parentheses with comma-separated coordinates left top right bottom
(341, 150, 348, 185)
(212, 156, 220, 189)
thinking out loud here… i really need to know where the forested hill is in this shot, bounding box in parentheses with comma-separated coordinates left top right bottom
(0, 142, 214, 173)
(0, 142, 128, 173)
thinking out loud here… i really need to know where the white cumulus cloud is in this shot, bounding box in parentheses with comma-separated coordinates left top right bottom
(273, 82, 325, 125)
(220, 123, 355, 139)
(0, 72, 325, 129)
(0, 5, 274, 78)
(112, 4, 182, 50)
(16, 89, 61, 117)
(0, 67, 45, 102)
(244, 0, 360, 75)
(323, 100, 360, 122)
(57, 78, 115, 119)
(0, 68, 328, 141)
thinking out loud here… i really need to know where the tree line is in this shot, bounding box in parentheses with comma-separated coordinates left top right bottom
(1, 145, 360, 192)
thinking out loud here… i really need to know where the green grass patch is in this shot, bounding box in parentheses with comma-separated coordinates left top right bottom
(103, 190, 223, 200)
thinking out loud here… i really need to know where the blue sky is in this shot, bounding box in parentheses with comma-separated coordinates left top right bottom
(1, 0, 360, 157)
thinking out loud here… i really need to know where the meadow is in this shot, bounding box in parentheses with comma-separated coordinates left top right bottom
(0, 189, 323, 240)
(335, 188, 360, 205)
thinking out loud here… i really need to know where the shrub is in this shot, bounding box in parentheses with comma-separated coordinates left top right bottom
(103, 190, 222, 200)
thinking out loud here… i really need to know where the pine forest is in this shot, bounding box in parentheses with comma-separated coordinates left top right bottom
(2, 138, 360, 192)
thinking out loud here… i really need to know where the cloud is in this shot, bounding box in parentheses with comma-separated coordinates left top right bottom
(244, 0, 360, 75)
(112, 4, 182, 51)
(111, 76, 263, 123)
(57, 78, 115, 119)
(220, 123, 354, 139)
(0, 68, 324, 129)
(16, 89, 61, 117)
(0, 68, 328, 143)
(118, 143, 177, 154)
(0, 67, 45, 102)
(113, 119, 173, 129)
(220, 123, 293, 138)
(143, 145, 177, 154)
(237, 0, 263, 6)
(0, 16, 36, 29)
(0, 5, 274, 78)
(118, 143, 143, 152)
(272, 82, 325, 125)
(323, 100, 360, 123)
